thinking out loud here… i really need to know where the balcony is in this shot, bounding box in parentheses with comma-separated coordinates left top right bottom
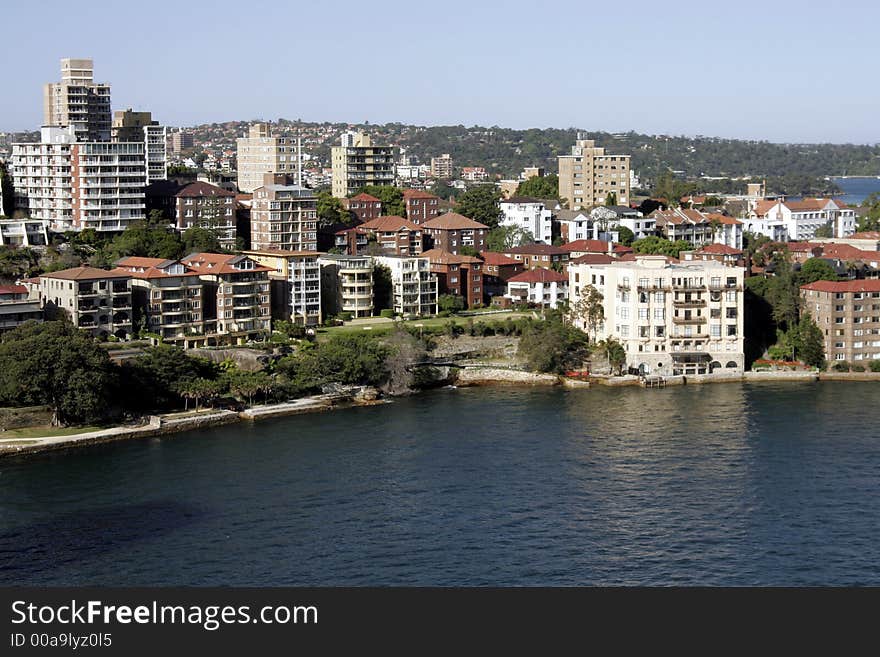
(672, 316, 705, 324)
(672, 299, 706, 308)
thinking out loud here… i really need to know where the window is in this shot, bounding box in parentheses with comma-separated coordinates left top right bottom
(711, 324, 721, 337)
(655, 326, 665, 337)
(639, 326, 649, 337)
(725, 290, 736, 302)
(653, 308, 664, 320)
(621, 325, 629, 337)
(638, 308, 648, 320)
(726, 308, 737, 318)
(727, 325, 737, 336)
(654, 291, 664, 303)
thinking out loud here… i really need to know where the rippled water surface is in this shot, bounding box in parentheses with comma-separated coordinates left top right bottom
(2, 383, 880, 585)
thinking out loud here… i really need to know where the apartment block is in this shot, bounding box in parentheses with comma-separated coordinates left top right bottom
(174, 181, 237, 248)
(331, 132, 394, 198)
(39, 266, 133, 339)
(0, 285, 43, 332)
(318, 254, 374, 319)
(250, 173, 318, 251)
(43, 58, 111, 142)
(747, 198, 855, 240)
(113, 256, 205, 344)
(359, 216, 425, 256)
(801, 280, 880, 364)
(12, 126, 146, 232)
(402, 189, 441, 224)
(180, 253, 272, 341)
(568, 255, 745, 376)
(421, 213, 488, 255)
(558, 134, 631, 209)
(421, 249, 484, 308)
(242, 250, 322, 326)
(499, 196, 553, 243)
(168, 130, 194, 155)
(499, 243, 569, 270)
(236, 123, 303, 193)
(430, 153, 453, 179)
(341, 192, 382, 223)
(372, 255, 438, 317)
(0, 219, 49, 246)
(479, 250, 524, 299)
(652, 208, 743, 249)
(112, 109, 167, 183)
(505, 267, 569, 309)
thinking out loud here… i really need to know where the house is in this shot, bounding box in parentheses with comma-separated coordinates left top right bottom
(421, 249, 484, 308)
(38, 266, 133, 340)
(559, 239, 616, 259)
(505, 268, 569, 309)
(421, 213, 488, 255)
(334, 226, 371, 255)
(801, 279, 880, 364)
(679, 243, 744, 266)
(568, 255, 746, 376)
(499, 196, 553, 243)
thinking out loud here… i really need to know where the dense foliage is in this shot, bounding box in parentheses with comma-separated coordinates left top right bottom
(454, 185, 503, 228)
(517, 310, 590, 374)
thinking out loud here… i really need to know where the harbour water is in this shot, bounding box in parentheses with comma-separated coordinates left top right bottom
(2, 382, 880, 586)
(831, 176, 880, 206)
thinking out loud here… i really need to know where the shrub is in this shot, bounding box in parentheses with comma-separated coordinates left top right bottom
(870, 360, 880, 373)
(832, 361, 850, 372)
(380, 309, 395, 319)
(338, 312, 353, 322)
(437, 310, 452, 318)
(852, 364, 866, 372)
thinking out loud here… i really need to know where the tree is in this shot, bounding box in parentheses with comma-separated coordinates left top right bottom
(0, 319, 117, 425)
(276, 334, 389, 392)
(372, 264, 392, 312)
(105, 221, 185, 261)
(598, 338, 627, 375)
(793, 316, 826, 369)
(569, 285, 604, 343)
(0, 246, 41, 281)
(455, 185, 503, 229)
(798, 258, 839, 285)
(118, 345, 218, 411)
(381, 325, 433, 395)
(517, 313, 590, 374)
(604, 192, 618, 207)
(516, 174, 559, 199)
(438, 294, 466, 313)
(355, 185, 405, 217)
(486, 225, 534, 251)
(182, 226, 222, 253)
(766, 257, 801, 330)
(429, 180, 457, 201)
(632, 236, 692, 258)
(814, 222, 834, 238)
(616, 226, 635, 246)
(317, 190, 354, 226)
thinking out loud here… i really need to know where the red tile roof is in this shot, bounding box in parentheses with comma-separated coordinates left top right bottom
(504, 244, 568, 256)
(569, 253, 616, 265)
(422, 212, 488, 230)
(801, 280, 880, 293)
(360, 215, 421, 232)
(40, 266, 132, 281)
(559, 239, 612, 253)
(612, 244, 634, 254)
(479, 251, 521, 266)
(0, 285, 27, 295)
(507, 268, 569, 284)
(176, 181, 235, 198)
(850, 231, 880, 240)
(420, 248, 483, 265)
(402, 189, 439, 200)
(696, 243, 743, 255)
(350, 192, 381, 202)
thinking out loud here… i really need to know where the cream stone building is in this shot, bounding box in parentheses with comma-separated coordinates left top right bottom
(236, 123, 303, 193)
(558, 133, 631, 209)
(569, 255, 745, 376)
(331, 132, 394, 198)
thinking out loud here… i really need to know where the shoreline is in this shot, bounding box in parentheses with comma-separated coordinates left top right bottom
(2, 369, 879, 460)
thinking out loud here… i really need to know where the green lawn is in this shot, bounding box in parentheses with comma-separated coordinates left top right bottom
(316, 312, 535, 340)
(0, 425, 104, 439)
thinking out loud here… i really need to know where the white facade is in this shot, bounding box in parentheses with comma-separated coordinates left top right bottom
(372, 255, 438, 317)
(12, 126, 146, 232)
(747, 199, 855, 241)
(144, 124, 167, 183)
(569, 255, 745, 376)
(505, 277, 568, 309)
(0, 219, 49, 246)
(500, 198, 553, 243)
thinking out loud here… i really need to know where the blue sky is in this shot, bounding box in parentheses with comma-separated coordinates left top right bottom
(3, 0, 878, 143)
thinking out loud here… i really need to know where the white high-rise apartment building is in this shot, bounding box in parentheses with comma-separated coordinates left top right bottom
(569, 255, 745, 376)
(331, 132, 394, 198)
(372, 255, 438, 317)
(12, 126, 146, 232)
(112, 109, 167, 183)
